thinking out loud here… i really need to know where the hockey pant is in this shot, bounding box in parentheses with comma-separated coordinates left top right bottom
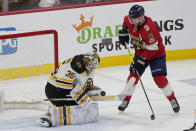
(49, 102, 99, 126)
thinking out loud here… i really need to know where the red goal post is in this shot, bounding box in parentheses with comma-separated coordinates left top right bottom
(0, 30, 58, 80)
(0, 29, 59, 72)
(0, 30, 59, 110)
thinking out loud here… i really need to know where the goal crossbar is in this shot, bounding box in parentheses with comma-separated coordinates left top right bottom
(0, 30, 59, 69)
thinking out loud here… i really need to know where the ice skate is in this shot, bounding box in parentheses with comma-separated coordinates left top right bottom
(38, 112, 52, 127)
(183, 123, 196, 131)
(118, 100, 130, 112)
(170, 97, 180, 113)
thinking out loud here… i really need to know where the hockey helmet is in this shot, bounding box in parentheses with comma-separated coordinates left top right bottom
(83, 51, 100, 72)
(129, 4, 145, 19)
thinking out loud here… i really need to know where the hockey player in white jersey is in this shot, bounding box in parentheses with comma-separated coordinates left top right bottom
(39, 51, 101, 127)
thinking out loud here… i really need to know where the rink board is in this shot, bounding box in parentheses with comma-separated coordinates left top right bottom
(0, 0, 196, 80)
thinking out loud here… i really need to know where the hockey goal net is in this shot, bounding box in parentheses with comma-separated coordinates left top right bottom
(0, 30, 58, 110)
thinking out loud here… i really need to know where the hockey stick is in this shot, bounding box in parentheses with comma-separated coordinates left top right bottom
(44, 95, 126, 102)
(125, 42, 155, 120)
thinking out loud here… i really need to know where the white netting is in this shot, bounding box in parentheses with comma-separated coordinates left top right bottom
(0, 30, 58, 110)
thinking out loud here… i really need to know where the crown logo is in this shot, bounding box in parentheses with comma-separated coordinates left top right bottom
(72, 14, 94, 33)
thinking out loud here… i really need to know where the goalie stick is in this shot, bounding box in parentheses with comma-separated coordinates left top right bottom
(44, 95, 126, 102)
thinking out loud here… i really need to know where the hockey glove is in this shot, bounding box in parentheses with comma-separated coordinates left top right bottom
(129, 64, 137, 74)
(130, 38, 144, 50)
(130, 56, 147, 74)
(118, 27, 129, 46)
(135, 56, 147, 70)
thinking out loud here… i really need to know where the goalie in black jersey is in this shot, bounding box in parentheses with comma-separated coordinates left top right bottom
(39, 51, 102, 127)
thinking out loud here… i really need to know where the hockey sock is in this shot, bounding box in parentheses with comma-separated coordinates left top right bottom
(120, 72, 139, 100)
(153, 75, 174, 101)
(127, 72, 139, 85)
(123, 96, 132, 101)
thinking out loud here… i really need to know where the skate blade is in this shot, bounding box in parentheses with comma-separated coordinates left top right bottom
(36, 119, 51, 127)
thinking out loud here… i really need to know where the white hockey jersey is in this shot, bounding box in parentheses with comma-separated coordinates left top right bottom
(47, 56, 95, 106)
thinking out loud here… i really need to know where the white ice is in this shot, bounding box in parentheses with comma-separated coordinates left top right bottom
(0, 59, 196, 131)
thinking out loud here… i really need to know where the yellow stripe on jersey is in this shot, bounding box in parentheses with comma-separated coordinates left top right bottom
(56, 83, 73, 88)
(49, 75, 73, 88)
(73, 88, 84, 99)
(80, 71, 87, 75)
(58, 107, 64, 126)
(66, 106, 71, 125)
(49, 75, 56, 82)
(56, 77, 74, 83)
(79, 94, 89, 105)
(50, 75, 74, 83)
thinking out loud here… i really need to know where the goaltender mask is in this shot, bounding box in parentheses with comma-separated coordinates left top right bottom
(39, 51, 102, 127)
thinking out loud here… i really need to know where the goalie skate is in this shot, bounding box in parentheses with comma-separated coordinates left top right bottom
(38, 113, 52, 127)
(170, 97, 180, 113)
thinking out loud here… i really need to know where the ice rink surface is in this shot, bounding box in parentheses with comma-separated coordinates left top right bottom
(0, 59, 196, 131)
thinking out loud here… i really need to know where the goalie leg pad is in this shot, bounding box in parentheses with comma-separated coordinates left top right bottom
(71, 102, 99, 125)
(46, 102, 99, 126)
(39, 105, 57, 127)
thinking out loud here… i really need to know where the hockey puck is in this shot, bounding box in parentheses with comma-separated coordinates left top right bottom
(151, 114, 155, 120)
(100, 91, 106, 96)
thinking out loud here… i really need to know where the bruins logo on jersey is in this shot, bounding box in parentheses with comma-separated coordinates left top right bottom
(84, 78, 93, 90)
